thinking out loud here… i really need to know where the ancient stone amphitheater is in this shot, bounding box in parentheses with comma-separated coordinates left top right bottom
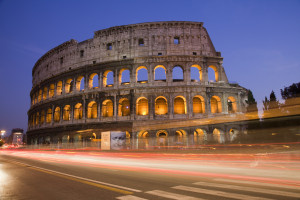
(27, 21, 248, 147)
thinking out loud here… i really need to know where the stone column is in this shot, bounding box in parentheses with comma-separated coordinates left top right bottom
(99, 71, 103, 90)
(113, 95, 117, 120)
(149, 95, 154, 120)
(114, 69, 118, 89)
(222, 92, 227, 114)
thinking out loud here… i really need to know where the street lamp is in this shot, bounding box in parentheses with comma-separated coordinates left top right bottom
(1, 130, 6, 139)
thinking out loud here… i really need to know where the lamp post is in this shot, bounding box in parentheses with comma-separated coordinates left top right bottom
(1, 130, 6, 140)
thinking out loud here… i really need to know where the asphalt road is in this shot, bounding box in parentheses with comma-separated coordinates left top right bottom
(1, 150, 300, 200)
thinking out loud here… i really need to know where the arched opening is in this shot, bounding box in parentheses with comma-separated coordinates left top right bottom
(155, 96, 168, 115)
(119, 68, 130, 85)
(38, 89, 42, 102)
(156, 130, 168, 137)
(65, 79, 73, 93)
(193, 95, 205, 113)
(49, 84, 54, 98)
(211, 96, 222, 113)
(136, 66, 148, 83)
(208, 65, 219, 82)
(54, 107, 60, 122)
(76, 76, 84, 91)
(74, 103, 83, 119)
(136, 97, 148, 115)
(228, 96, 237, 113)
(172, 66, 184, 82)
(175, 129, 187, 144)
(118, 98, 130, 116)
(103, 70, 114, 87)
(174, 96, 186, 114)
(87, 101, 98, 119)
(40, 110, 45, 124)
(36, 112, 40, 125)
(138, 131, 149, 138)
(88, 73, 99, 89)
(156, 130, 168, 146)
(63, 105, 71, 121)
(57, 81, 62, 95)
(194, 129, 207, 144)
(154, 65, 166, 81)
(46, 108, 52, 123)
(102, 99, 113, 117)
(213, 128, 225, 143)
(229, 128, 239, 142)
(43, 87, 47, 100)
(191, 64, 202, 82)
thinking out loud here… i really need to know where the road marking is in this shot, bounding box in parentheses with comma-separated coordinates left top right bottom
(146, 190, 203, 200)
(173, 185, 273, 200)
(8, 159, 141, 194)
(214, 178, 300, 190)
(194, 181, 300, 198)
(116, 195, 148, 200)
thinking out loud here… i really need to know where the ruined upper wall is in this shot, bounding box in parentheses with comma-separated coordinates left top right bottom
(32, 21, 218, 87)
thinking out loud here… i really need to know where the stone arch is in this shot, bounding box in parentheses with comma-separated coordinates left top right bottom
(228, 96, 237, 113)
(191, 64, 202, 82)
(88, 73, 99, 89)
(193, 95, 205, 113)
(35, 112, 40, 125)
(102, 99, 113, 117)
(175, 129, 187, 137)
(76, 75, 84, 91)
(103, 70, 114, 87)
(74, 103, 83, 119)
(194, 128, 207, 144)
(208, 65, 219, 82)
(63, 105, 71, 121)
(49, 84, 55, 98)
(43, 87, 47, 100)
(136, 97, 148, 115)
(172, 65, 184, 81)
(156, 130, 168, 137)
(57, 81, 62, 95)
(38, 89, 42, 102)
(40, 110, 45, 124)
(54, 107, 60, 122)
(136, 66, 148, 82)
(87, 101, 98, 119)
(65, 78, 73, 93)
(46, 108, 52, 123)
(174, 96, 186, 114)
(154, 65, 166, 81)
(119, 68, 130, 85)
(155, 96, 168, 115)
(118, 98, 130, 116)
(229, 128, 239, 142)
(211, 96, 222, 113)
(213, 128, 225, 143)
(138, 130, 149, 138)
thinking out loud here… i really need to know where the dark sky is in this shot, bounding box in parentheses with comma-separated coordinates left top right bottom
(0, 0, 299, 134)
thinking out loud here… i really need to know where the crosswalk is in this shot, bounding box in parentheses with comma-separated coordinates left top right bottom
(116, 179, 300, 200)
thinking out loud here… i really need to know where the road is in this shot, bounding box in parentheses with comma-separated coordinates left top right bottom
(1, 150, 300, 200)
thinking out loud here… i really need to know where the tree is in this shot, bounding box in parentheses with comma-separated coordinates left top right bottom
(263, 90, 279, 111)
(280, 82, 300, 100)
(246, 90, 258, 112)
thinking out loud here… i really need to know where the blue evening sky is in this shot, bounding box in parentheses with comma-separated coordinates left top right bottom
(0, 0, 299, 134)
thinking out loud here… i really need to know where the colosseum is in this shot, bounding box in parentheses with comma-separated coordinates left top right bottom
(27, 21, 249, 148)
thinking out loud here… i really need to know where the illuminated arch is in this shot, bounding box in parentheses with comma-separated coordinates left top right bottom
(63, 105, 71, 121)
(136, 66, 148, 82)
(46, 108, 52, 123)
(103, 70, 114, 87)
(229, 128, 239, 142)
(43, 87, 47, 100)
(208, 65, 219, 82)
(126, 131, 131, 139)
(213, 128, 225, 143)
(138, 130, 149, 138)
(38, 89, 42, 102)
(35, 112, 40, 125)
(40, 110, 45, 124)
(172, 66, 184, 81)
(136, 97, 148, 115)
(191, 64, 202, 81)
(194, 129, 207, 144)
(102, 99, 113, 117)
(56, 81, 62, 95)
(228, 96, 237, 113)
(118, 98, 130, 116)
(74, 103, 83, 119)
(156, 130, 168, 137)
(175, 129, 187, 137)
(211, 96, 222, 113)
(174, 96, 186, 114)
(193, 95, 205, 113)
(155, 96, 168, 115)
(88, 73, 99, 89)
(54, 107, 60, 122)
(65, 78, 73, 93)
(49, 84, 55, 98)
(119, 68, 130, 85)
(87, 101, 98, 119)
(154, 65, 166, 81)
(76, 75, 84, 91)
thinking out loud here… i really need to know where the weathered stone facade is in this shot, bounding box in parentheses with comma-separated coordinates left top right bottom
(27, 21, 248, 145)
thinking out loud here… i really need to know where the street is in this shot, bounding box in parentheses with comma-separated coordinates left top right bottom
(1, 150, 300, 200)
